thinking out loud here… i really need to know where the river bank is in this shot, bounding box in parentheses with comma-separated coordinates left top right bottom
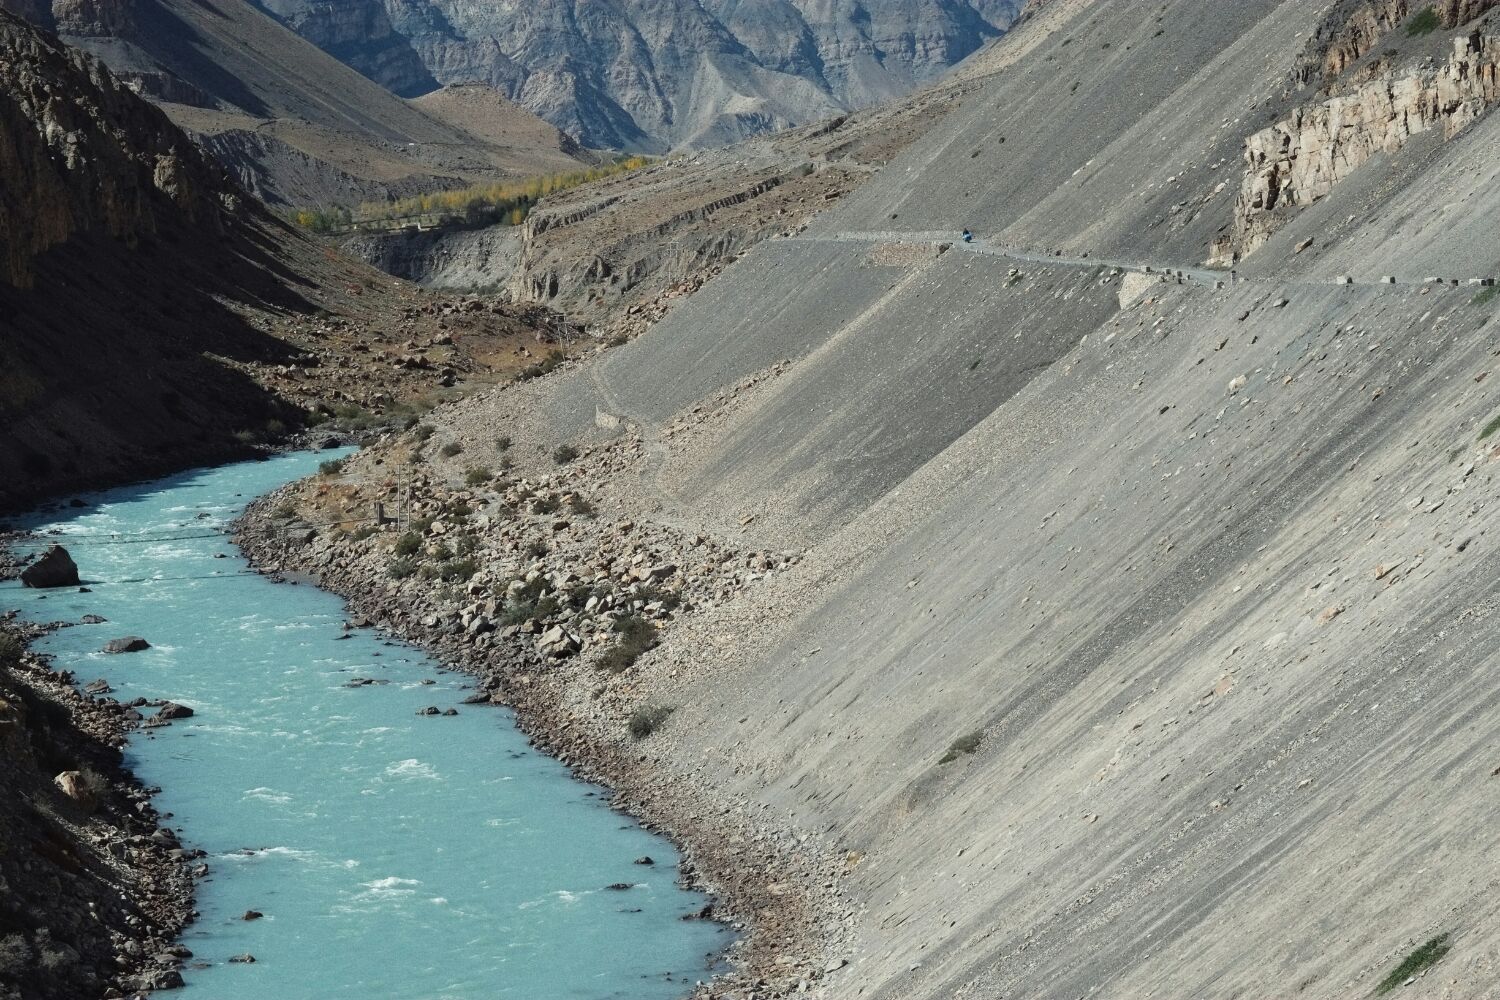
(0, 605, 195, 999)
(234, 418, 848, 998)
(6, 454, 732, 998)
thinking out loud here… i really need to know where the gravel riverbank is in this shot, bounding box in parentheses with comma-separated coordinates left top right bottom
(233, 405, 849, 998)
(0, 554, 196, 1000)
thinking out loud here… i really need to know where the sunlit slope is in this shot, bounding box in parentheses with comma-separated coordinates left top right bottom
(442, 1, 1500, 996)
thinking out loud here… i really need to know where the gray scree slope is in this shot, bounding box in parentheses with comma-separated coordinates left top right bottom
(434, 1, 1500, 996)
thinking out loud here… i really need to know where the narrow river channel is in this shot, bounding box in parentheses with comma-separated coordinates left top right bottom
(4, 451, 725, 998)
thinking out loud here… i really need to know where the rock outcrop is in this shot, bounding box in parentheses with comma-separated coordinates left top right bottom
(1219, 32, 1500, 263)
(0, 9, 225, 289)
(1297, 0, 1500, 84)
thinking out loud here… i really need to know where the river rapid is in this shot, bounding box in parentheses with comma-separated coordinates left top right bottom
(4, 451, 725, 999)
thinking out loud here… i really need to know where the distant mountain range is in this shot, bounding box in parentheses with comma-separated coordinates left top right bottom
(253, 0, 1024, 149)
(0, 0, 593, 207)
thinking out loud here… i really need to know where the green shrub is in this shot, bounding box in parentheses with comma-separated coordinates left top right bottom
(939, 731, 984, 765)
(628, 704, 674, 740)
(349, 525, 378, 542)
(552, 444, 580, 465)
(388, 556, 418, 580)
(440, 442, 463, 458)
(525, 540, 550, 559)
(0, 632, 23, 667)
(1376, 934, 1451, 994)
(517, 349, 567, 382)
(319, 458, 347, 477)
(495, 436, 512, 452)
(393, 532, 422, 557)
(414, 424, 436, 442)
(1406, 6, 1440, 35)
(1472, 286, 1499, 308)
(597, 615, 658, 674)
(1480, 413, 1500, 441)
(568, 495, 596, 518)
(464, 467, 492, 486)
(533, 495, 560, 515)
(273, 501, 298, 520)
(499, 577, 550, 625)
(435, 557, 478, 582)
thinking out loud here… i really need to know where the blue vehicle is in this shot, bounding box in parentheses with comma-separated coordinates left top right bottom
(961, 228, 974, 243)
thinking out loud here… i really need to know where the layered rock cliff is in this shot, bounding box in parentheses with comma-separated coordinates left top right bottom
(1221, 8, 1500, 263)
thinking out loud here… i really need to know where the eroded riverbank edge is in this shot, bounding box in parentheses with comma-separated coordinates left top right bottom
(234, 488, 843, 999)
(0, 544, 197, 1000)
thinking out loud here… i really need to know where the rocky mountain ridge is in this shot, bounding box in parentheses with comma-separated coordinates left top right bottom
(263, 0, 1024, 149)
(0, 0, 591, 207)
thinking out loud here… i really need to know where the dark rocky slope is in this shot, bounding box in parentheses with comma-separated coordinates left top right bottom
(0, 9, 566, 513)
(0, 7, 301, 507)
(0, 620, 193, 1000)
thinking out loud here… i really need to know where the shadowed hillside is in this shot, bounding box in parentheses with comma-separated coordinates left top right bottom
(0, 10, 565, 512)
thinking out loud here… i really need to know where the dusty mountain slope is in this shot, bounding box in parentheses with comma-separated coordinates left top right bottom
(280, 1, 1500, 998)
(342, 71, 988, 328)
(0, 0, 588, 206)
(266, 0, 1024, 150)
(0, 10, 562, 512)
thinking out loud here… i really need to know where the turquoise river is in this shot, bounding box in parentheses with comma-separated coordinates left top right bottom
(3, 451, 725, 998)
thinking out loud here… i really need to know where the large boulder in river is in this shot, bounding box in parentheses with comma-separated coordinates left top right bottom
(103, 636, 150, 654)
(20, 545, 79, 588)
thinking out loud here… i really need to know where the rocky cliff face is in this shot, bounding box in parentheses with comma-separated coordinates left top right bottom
(0, 9, 563, 512)
(1223, 27, 1500, 263)
(274, 0, 1023, 149)
(1298, 0, 1500, 84)
(0, 7, 226, 288)
(254, 0, 436, 97)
